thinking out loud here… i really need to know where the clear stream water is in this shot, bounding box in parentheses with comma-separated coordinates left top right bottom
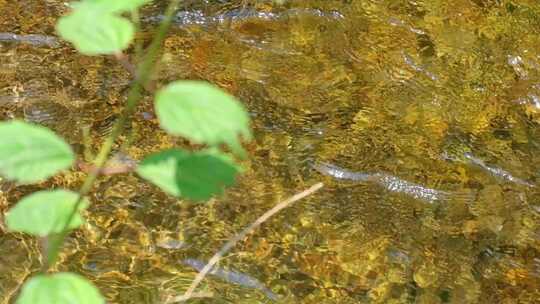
(0, 1, 539, 303)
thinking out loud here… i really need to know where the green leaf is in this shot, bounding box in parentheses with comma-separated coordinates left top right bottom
(155, 81, 252, 156)
(17, 272, 104, 304)
(80, 0, 152, 13)
(0, 121, 74, 184)
(57, 5, 134, 55)
(6, 190, 89, 237)
(136, 149, 240, 201)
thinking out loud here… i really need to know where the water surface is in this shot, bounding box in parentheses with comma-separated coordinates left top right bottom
(1, 0, 539, 303)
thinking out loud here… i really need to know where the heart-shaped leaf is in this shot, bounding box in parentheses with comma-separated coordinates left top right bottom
(57, 4, 134, 55)
(0, 121, 74, 184)
(17, 272, 104, 304)
(155, 81, 252, 157)
(6, 190, 89, 237)
(136, 149, 240, 201)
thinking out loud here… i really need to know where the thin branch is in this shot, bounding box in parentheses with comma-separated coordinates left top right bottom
(165, 291, 214, 303)
(174, 182, 324, 303)
(114, 52, 137, 77)
(130, 9, 144, 61)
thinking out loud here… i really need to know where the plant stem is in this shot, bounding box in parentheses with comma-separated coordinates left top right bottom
(173, 182, 324, 303)
(131, 9, 144, 61)
(45, 0, 182, 270)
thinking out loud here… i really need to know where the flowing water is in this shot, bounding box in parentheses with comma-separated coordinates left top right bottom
(1, 0, 540, 303)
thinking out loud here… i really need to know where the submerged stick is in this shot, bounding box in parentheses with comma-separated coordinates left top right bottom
(174, 182, 324, 303)
(164, 291, 213, 303)
(0, 32, 59, 47)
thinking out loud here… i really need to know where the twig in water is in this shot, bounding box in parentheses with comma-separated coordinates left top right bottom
(174, 182, 324, 303)
(164, 291, 213, 303)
